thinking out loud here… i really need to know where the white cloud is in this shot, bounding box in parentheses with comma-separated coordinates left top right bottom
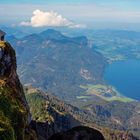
(20, 9, 86, 28)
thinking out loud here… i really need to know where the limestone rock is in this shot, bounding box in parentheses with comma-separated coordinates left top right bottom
(0, 41, 36, 140)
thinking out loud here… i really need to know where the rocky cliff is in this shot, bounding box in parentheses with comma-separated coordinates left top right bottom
(0, 41, 37, 140)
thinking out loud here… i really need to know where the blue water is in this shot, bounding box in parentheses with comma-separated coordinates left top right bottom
(104, 60, 140, 100)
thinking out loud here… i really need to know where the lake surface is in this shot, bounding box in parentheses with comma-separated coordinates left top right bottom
(104, 60, 140, 100)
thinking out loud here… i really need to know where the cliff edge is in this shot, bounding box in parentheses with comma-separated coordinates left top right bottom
(0, 41, 36, 140)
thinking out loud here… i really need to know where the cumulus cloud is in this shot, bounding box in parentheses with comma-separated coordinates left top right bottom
(20, 9, 86, 28)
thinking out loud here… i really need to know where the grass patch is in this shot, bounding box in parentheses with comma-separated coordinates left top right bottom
(80, 84, 134, 103)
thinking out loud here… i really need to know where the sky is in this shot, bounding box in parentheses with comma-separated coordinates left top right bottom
(0, 0, 140, 29)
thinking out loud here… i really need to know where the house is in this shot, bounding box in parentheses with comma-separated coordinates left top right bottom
(0, 30, 6, 41)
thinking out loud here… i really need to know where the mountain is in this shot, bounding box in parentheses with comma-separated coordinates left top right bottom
(8, 29, 107, 103)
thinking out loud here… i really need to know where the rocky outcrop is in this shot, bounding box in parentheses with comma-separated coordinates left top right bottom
(0, 41, 37, 140)
(48, 126, 105, 140)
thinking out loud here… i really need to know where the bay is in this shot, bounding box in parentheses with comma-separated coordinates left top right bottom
(104, 60, 140, 100)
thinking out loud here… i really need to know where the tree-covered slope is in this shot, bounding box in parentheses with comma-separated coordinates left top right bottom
(25, 86, 139, 140)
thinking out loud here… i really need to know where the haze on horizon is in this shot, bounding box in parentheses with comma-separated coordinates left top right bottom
(0, 0, 140, 30)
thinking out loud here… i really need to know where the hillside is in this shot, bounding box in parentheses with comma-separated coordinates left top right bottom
(25, 86, 139, 140)
(84, 100, 140, 138)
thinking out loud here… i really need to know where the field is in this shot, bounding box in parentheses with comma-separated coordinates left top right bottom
(79, 84, 134, 102)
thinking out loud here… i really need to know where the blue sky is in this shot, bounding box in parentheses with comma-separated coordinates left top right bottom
(0, 0, 140, 29)
(1, 0, 140, 9)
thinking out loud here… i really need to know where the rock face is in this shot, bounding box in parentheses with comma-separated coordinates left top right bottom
(48, 126, 105, 140)
(0, 41, 36, 140)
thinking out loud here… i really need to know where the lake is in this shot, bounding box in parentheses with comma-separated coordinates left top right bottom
(104, 60, 140, 100)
